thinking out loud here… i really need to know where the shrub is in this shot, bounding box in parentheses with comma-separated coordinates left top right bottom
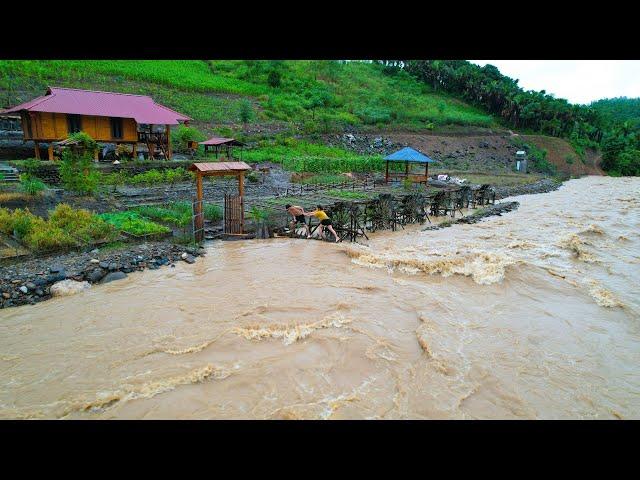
(356, 105, 392, 125)
(23, 223, 77, 252)
(20, 175, 46, 195)
(267, 70, 282, 88)
(248, 206, 273, 223)
(11, 209, 37, 238)
(246, 170, 260, 183)
(0, 208, 37, 237)
(171, 124, 205, 151)
(239, 99, 254, 124)
(48, 203, 116, 244)
(22, 158, 42, 177)
(59, 149, 100, 194)
(130, 169, 164, 185)
(0, 208, 15, 234)
(164, 167, 188, 184)
(68, 131, 98, 151)
(204, 204, 222, 221)
(0, 204, 116, 252)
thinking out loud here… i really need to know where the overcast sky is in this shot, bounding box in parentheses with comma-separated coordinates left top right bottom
(469, 60, 640, 105)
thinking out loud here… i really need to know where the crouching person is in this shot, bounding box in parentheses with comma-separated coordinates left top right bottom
(306, 205, 340, 242)
(285, 204, 311, 238)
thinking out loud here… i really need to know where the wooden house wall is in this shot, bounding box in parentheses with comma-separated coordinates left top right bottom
(22, 112, 138, 142)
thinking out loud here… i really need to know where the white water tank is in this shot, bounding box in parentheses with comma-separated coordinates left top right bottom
(515, 150, 527, 173)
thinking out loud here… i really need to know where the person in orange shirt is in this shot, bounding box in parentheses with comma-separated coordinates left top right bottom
(305, 205, 340, 242)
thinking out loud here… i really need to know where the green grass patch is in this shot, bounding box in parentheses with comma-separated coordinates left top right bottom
(130, 201, 222, 227)
(0, 60, 493, 130)
(324, 189, 371, 199)
(98, 211, 170, 236)
(102, 167, 193, 186)
(299, 174, 353, 184)
(243, 140, 384, 173)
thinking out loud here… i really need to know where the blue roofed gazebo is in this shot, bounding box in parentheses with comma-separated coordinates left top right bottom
(384, 147, 436, 184)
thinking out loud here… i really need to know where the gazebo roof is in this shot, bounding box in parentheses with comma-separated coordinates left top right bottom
(188, 162, 251, 175)
(384, 147, 436, 163)
(199, 137, 245, 147)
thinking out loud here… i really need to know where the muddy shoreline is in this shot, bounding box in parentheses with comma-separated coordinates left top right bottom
(0, 177, 561, 310)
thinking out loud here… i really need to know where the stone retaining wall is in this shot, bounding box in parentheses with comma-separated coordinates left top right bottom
(15, 160, 195, 186)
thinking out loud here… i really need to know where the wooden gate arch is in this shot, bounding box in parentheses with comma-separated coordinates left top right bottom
(188, 162, 252, 240)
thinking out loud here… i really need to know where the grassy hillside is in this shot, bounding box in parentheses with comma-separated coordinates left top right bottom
(0, 60, 494, 131)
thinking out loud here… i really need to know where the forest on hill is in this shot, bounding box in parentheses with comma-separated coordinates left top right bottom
(1, 60, 638, 175)
(401, 60, 639, 175)
(591, 97, 640, 128)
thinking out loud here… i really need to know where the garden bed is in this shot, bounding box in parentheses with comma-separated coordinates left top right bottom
(98, 211, 172, 237)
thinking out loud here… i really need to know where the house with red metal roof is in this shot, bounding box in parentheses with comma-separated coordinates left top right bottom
(0, 87, 191, 160)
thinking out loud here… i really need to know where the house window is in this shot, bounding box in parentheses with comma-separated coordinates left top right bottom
(67, 114, 82, 133)
(110, 117, 123, 139)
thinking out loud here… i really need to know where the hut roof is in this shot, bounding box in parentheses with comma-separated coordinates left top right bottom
(0, 87, 191, 125)
(199, 137, 245, 147)
(384, 147, 436, 163)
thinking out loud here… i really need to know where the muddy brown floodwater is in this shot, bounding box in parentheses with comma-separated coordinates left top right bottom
(1, 176, 639, 419)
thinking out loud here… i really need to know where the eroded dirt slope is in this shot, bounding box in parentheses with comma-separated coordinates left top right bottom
(523, 135, 603, 176)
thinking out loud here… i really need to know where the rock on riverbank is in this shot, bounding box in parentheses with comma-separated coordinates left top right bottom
(423, 201, 520, 231)
(0, 242, 205, 309)
(494, 178, 561, 199)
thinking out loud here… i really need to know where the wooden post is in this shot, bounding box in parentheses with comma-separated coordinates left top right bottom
(132, 143, 137, 159)
(425, 163, 429, 182)
(238, 172, 245, 233)
(149, 124, 154, 160)
(94, 148, 99, 162)
(166, 124, 172, 160)
(48, 144, 54, 161)
(34, 141, 41, 160)
(195, 172, 204, 233)
(385, 160, 389, 183)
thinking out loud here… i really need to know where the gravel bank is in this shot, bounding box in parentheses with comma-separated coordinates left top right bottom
(493, 178, 561, 199)
(0, 242, 204, 310)
(423, 201, 520, 231)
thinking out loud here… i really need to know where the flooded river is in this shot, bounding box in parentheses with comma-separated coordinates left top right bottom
(1, 176, 639, 419)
